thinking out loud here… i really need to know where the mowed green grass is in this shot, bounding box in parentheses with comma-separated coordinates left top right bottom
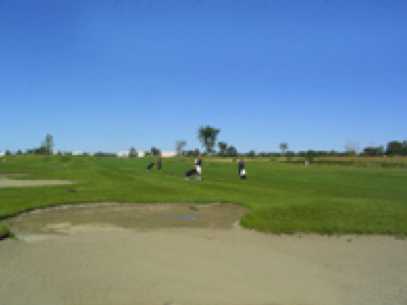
(0, 155, 406, 234)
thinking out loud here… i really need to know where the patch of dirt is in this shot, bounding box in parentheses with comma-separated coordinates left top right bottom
(0, 175, 73, 188)
(1, 203, 407, 305)
(6, 203, 247, 234)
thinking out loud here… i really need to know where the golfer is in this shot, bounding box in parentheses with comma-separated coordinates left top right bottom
(195, 157, 202, 177)
(156, 157, 162, 170)
(238, 159, 247, 179)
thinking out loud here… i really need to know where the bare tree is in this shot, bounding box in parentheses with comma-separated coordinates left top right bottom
(175, 140, 187, 156)
(345, 141, 359, 156)
(41, 133, 54, 155)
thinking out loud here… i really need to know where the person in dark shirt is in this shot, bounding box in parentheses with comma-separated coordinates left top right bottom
(156, 157, 162, 170)
(146, 161, 155, 171)
(238, 159, 247, 179)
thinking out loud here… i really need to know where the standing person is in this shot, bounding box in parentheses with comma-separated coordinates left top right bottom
(146, 161, 155, 171)
(238, 159, 247, 179)
(194, 156, 202, 179)
(156, 157, 162, 170)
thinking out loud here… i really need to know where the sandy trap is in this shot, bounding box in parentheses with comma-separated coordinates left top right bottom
(1, 203, 407, 305)
(0, 174, 72, 188)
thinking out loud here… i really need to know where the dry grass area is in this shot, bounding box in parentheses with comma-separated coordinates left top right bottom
(0, 174, 72, 188)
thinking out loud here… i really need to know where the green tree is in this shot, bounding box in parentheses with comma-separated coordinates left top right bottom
(225, 145, 238, 157)
(305, 150, 316, 163)
(279, 142, 288, 155)
(198, 125, 220, 154)
(247, 150, 256, 158)
(129, 147, 138, 158)
(403, 141, 407, 156)
(386, 141, 404, 156)
(218, 142, 228, 156)
(363, 146, 384, 156)
(150, 147, 161, 156)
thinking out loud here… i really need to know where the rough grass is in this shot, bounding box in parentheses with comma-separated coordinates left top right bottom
(0, 155, 407, 235)
(0, 223, 10, 240)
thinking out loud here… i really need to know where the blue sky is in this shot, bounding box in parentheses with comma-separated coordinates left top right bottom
(1, 0, 406, 153)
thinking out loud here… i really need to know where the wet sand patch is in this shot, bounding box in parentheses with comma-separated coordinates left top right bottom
(1, 203, 407, 305)
(6, 203, 246, 235)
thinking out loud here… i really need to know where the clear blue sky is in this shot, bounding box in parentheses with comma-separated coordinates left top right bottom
(1, 0, 406, 153)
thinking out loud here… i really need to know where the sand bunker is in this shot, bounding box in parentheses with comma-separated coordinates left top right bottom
(1, 203, 407, 305)
(0, 175, 72, 188)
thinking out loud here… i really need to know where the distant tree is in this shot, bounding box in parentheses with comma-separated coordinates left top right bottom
(345, 141, 359, 156)
(150, 147, 161, 156)
(5, 150, 12, 156)
(184, 149, 200, 157)
(198, 125, 220, 154)
(16, 150, 23, 155)
(258, 152, 271, 157)
(247, 150, 256, 158)
(175, 140, 187, 156)
(386, 141, 404, 156)
(218, 142, 228, 156)
(363, 146, 384, 156)
(285, 151, 295, 161)
(304, 150, 316, 163)
(225, 145, 238, 157)
(41, 133, 54, 155)
(94, 152, 116, 157)
(129, 147, 138, 158)
(193, 148, 201, 157)
(328, 150, 338, 156)
(279, 142, 288, 155)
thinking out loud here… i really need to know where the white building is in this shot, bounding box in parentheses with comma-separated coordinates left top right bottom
(0, 151, 5, 157)
(116, 150, 148, 158)
(117, 150, 130, 158)
(72, 151, 84, 156)
(161, 151, 177, 158)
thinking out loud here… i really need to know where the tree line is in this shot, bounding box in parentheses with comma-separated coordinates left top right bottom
(2, 130, 407, 158)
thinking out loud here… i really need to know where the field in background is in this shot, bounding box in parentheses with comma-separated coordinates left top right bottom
(0, 155, 406, 235)
(210, 156, 407, 167)
(285, 156, 407, 167)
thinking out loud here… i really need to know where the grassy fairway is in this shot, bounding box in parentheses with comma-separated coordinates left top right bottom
(0, 155, 406, 234)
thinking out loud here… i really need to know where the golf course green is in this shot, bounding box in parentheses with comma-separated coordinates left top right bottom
(1, 155, 406, 235)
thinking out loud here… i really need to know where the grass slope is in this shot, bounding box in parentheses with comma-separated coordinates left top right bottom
(0, 223, 10, 240)
(0, 155, 406, 234)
